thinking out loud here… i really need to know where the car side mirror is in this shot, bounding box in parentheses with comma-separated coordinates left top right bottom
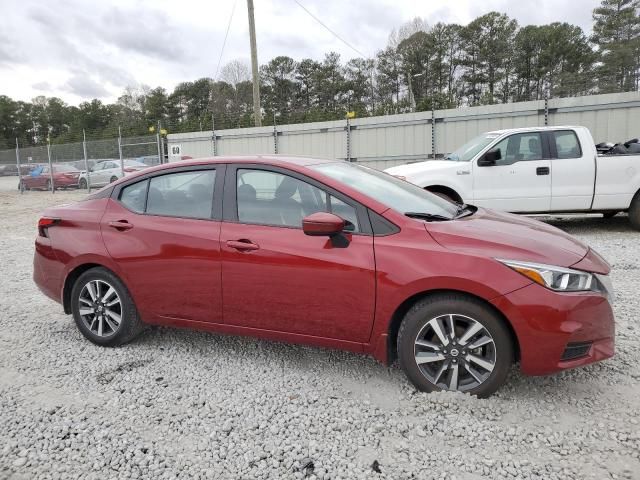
(478, 149, 501, 166)
(302, 212, 345, 237)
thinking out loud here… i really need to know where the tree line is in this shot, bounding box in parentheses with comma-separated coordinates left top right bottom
(0, 0, 638, 150)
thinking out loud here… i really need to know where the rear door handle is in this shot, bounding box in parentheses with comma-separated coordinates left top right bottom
(226, 239, 260, 251)
(109, 220, 133, 231)
(536, 167, 550, 175)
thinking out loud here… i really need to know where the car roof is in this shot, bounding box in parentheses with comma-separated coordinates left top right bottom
(131, 155, 338, 175)
(486, 126, 583, 135)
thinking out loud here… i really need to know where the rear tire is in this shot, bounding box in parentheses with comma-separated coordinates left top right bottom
(71, 267, 144, 347)
(110, 176, 118, 183)
(629, 191, 640, 231)
(79, 178, 87, 189)
(397, 293, 513, 398)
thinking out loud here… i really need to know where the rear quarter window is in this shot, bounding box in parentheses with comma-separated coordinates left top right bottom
(119, 180, 148, 213)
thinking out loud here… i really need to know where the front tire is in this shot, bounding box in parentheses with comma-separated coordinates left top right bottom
(630, 192, 640, 231)
(397, 293, 514, 398)
(71, 267, 144, 346)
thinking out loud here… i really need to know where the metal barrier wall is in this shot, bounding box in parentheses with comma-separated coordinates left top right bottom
(168, 91, 640, 170)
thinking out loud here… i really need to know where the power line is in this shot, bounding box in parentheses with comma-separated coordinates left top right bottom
(292, 0, 367, 58)
(214, 0, 238, 81)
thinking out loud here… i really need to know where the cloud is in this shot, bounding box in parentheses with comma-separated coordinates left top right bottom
(0, 34, 17, 65)
(0, 0, 604, 104)
(63, 74, 111, 98)
(32, 81, 52, 91)
(95, 6, 190, 60)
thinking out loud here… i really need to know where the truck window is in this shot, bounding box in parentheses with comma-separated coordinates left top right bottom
(552, 131, 582, 159)
(490, 133, 543, 165)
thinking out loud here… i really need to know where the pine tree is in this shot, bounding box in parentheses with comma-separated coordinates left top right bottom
(592, 0, 640, 92)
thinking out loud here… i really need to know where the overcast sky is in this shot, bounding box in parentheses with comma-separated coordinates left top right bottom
(0, 0, 602, 105)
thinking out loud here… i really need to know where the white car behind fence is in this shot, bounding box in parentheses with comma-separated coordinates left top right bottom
(79, 159, 149, 189)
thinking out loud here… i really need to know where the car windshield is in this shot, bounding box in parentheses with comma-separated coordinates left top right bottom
(444, 134, 500, 162)
(310, 162, 459, 219)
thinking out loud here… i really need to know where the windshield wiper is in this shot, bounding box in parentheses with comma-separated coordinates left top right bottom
(405, 212, 452, 222)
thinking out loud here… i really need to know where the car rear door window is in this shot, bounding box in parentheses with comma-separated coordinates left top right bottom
(552, 131, 582, 159)
(236, 169, 359, 231)
(147, 170, 216, 219)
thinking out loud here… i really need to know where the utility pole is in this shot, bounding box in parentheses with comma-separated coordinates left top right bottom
(247, 0, 262, 127)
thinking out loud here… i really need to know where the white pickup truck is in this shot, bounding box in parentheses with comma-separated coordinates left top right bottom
(385, 126, 640, 230)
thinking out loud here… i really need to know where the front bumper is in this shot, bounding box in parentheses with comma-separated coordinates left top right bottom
(491, 282, 614, 376)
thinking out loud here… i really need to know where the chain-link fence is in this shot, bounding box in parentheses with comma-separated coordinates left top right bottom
(0, 130, 163, 195)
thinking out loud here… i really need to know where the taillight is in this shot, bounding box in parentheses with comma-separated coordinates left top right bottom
(38, 217, 60, 237)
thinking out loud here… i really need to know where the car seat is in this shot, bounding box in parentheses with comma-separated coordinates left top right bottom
(273, 177, 303, 226)
(528, 137, 542, 159)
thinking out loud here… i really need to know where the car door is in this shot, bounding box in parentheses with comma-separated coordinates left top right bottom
(472, 132, 552, 212)
(547, 130, 595, 211)
(103, 161, 119, 183)
(91, 162, 108, 186)
(36, 166, 49, 188)
(220, 165, 376, 343)
(100, 165, 224, 324)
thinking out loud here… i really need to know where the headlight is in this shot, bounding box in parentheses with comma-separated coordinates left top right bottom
(497, 259, 612, 297)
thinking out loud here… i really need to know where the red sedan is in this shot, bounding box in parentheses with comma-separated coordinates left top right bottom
(21, 164, 81, 190)
(33, 156, 614, 397)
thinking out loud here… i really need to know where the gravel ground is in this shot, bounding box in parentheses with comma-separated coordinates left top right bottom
(0, 175, 638, 480)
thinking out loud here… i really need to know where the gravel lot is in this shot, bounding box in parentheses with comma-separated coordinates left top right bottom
(0, 174, 638, 480)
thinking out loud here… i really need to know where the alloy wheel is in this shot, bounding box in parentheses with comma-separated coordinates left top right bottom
(78, 280, 122, 337)
(414, 314, 496, 392)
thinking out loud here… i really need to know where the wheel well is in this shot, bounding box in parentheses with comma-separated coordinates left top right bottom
(386, 289, 520, 364)
(62, 263, 102, 314)
(424, 185, 462, 204)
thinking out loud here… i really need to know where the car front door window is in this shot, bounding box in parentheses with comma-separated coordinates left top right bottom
(236, 169, 359, 231)
(490, 133, 544, 166)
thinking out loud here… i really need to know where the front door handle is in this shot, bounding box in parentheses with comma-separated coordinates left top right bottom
(536, 167, 550, 176)
(109, 220, 133, 231)
(226, 239, 260, 251)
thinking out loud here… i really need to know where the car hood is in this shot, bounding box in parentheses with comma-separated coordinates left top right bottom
(425, 208, 592, 269)
(385, 160, 462, 177)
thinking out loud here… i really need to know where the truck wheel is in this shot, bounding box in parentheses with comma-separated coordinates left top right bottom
(397, 293, 514, 398)
(629, 192, 640, 231)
